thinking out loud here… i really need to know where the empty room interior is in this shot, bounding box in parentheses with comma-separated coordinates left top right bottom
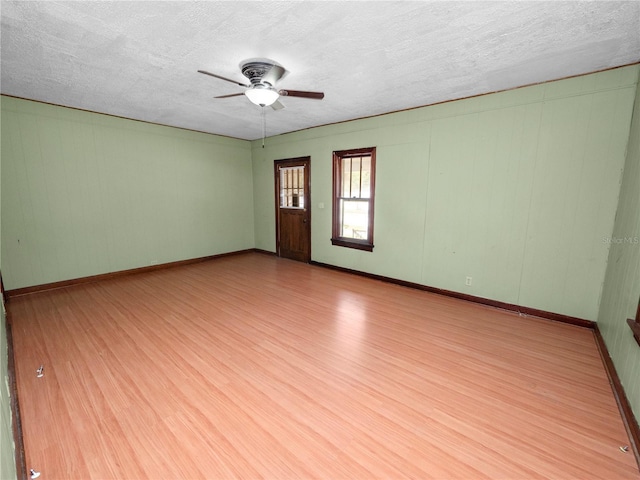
(1, 1, 640, 479)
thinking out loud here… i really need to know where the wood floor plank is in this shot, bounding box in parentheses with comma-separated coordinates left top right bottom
(8, 253, 640, 479)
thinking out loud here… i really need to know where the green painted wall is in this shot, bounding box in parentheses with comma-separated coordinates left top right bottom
(1, 97, 254, 290)
(0, 97, 16, 479)
(252, 66, 639, 321)
(598, 77, 640, 420)
(1, 302, 17, 480)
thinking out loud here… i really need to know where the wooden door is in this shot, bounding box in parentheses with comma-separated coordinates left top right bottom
(275, 157, 311, 262)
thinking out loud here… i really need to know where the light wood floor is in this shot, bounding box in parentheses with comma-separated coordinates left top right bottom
(8, 253, 639, 479)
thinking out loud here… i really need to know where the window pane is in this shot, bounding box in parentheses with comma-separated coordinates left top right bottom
(350, 157, 361, 198)
(280, 169, 288, 207)
(280, 166, 304, 208)
(342, 158, 351, 197)
(339, 200, 369, 239)
(360, 157, 371, 198)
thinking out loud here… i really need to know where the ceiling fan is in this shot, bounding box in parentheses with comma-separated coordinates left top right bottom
(198, 59, 324, 110)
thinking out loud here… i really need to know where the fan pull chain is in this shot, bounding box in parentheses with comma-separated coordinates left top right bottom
(262, 106, 266, 148)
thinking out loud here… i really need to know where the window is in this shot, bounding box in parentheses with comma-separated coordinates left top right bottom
(280, 165, 305, 209)
(331, 147, 376, 251)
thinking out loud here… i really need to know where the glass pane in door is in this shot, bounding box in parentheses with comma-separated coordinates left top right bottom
(280, 166, 305, 208)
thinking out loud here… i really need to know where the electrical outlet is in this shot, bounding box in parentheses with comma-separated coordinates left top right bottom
(465, 276, 472, 286)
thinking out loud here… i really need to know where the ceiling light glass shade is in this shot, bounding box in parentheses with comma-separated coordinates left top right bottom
(245, 87, 279, 106)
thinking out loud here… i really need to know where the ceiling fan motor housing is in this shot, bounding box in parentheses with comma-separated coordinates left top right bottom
(241, 61, 276, 86)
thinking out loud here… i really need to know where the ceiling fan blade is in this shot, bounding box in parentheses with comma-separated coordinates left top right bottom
(279, 89, 324, 100)
(262, 65, 286, 87)
(270, 100, 285, 111)
(214, 93, 245, 99)
(198, 70, 249, 87)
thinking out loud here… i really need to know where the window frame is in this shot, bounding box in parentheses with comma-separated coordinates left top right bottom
(331, 147, 376, 252)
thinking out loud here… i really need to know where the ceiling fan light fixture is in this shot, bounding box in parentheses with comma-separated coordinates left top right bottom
(245, 87, 279, 106)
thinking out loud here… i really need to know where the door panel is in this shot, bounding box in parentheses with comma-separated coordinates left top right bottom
(275, 157, 310, 262)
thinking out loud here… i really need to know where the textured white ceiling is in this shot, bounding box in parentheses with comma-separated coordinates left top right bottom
(1, 1, 639, 141)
